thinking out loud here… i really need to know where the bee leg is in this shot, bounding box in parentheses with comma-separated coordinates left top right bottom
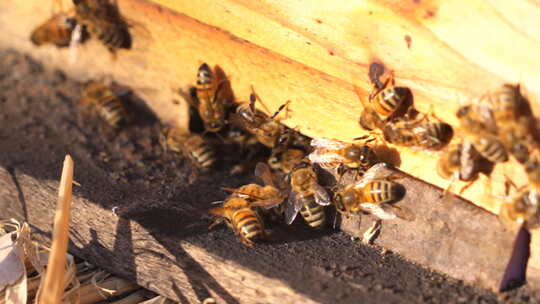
(270, 100, 292, 121)
(362, 220, 382, 245)
(457, 180, 475, 195)
(441, 173, 457, 197)
(208, 217, 225, 230)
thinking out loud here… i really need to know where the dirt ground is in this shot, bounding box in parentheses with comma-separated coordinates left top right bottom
(1, 49, 540, 303)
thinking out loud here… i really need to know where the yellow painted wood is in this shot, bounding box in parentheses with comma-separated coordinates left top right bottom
(2, 0, 540, 273)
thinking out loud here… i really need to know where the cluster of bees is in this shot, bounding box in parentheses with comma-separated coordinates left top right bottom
(448, 85, 540, 230)
(29, 0, 540, 246)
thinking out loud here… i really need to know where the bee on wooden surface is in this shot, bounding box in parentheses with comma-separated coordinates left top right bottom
(356, 73, 408, 131)
(498, 116, 534, 164)
(160, 127, 215, 172)
(189, 63, 231, 132)
(437, 142, 484, 195)
(382, 112, 453, 150)
(267, 148, 306, 174)
(223, 163, 287, 209)
(308, 137, 378, 175)
(333, 163, 413, 221)
(30, 13, 79, 47)
(72, 0, 131, 52)
(233, 92, 289, 148)
(479, 84, 522, 123)
(285, 159, 331, 228)
(456, 105, 508, 163)
(524, 150, 540, 188)
(499, 182, 540, 230)
(208, 197, 267, 246)
(80, 80, 130, 128)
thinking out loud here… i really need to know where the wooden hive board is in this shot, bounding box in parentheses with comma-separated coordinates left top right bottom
(2, 0, 540, 293)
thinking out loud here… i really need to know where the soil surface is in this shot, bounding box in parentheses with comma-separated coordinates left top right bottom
(1, 49, 540, 303)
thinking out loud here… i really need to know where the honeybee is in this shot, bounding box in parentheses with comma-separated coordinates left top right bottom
(308, 137, 378, 175)
(208, 197, 267, 246)
(382, 114, 453, 150)
(498, 116, 534, 164)
(267, 148, 306, 174)
(72, 0, 131, 52)
(524, 150, 540, 188)
(223, 163, 286, 208)
(437, 142, 483, 195)
(160, 127, 215, 172)
(285, 159, 331, 228)
(499, 184, 540, 230)
(233, 92, 289, 148)
(356, 73, 408, 131)
(30, 13, 79, 47)
(456, 105, 508, 163)
(333, 163, 412, 221)
(479, 84, 522, 123)
(80, 80, 130, 128)
(189, 63, 231, 132)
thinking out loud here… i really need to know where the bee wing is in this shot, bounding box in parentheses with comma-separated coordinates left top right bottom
(310, 138, 347, 149)
(68, 23, 83, 65)
(356, 163, 389, 187)
(392, 205, 416, 221)
(285, 191, 303, 225)
(459, 141, 476, 180)
(360, 203, 397, 220)
(313, 184, 332, 206)
(209, 200, 225, 206)
(250, 198, 284, 210)
(255, 162, 275, 187)
(308, 149, 345, 165)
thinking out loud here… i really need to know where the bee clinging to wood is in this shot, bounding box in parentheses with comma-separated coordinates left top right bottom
(308, 137, 378, 176)
(80, 80, 131, 128)
(30, 13, 80, 47)
(72, 0, 132, 52)
(456, 105, 508, 163)
(333, 163, 412, 221)
(285, 159, 331, 228)
(189, 63, 232, 132)
(499, 180, 540, 230)
(437, 142, 485, 195)
(382, 109, 453, 151)
(356, 72, 409, 131)
(208, 197, 268, 246)
(232, 90, 289, 148)
(160, 127, 216, 172)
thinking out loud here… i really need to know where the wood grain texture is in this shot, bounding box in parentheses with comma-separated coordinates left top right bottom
(2, 0, 540, 290)
(0, 167, 318, 304)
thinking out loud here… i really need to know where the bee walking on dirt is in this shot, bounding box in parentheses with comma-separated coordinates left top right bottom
(208, 197, 268, 246)
(356, 72, 408, 131)
(189, 63, 231, 132)
(333, 163, 412, 221)
(308, 137, 378, 177)
(233, 91, 289, 148)
(72, 0, 132, 52)
(80, 80, 131, 128)
(30, 13, 81, 47)
(285, 159, 331, 228)
(160, 127, 216, 172)
(223, 163, 287, 209)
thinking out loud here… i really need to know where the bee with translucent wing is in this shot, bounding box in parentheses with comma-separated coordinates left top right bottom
(308, 137, 378, 176)
(333, 163, 413, 222)
(208, 197, 268, 246)
(223, 163, 287, 210)
(285, 160, 331, 229)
